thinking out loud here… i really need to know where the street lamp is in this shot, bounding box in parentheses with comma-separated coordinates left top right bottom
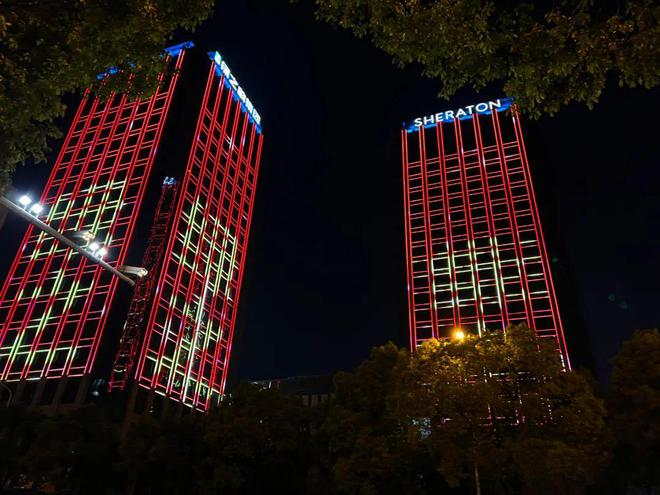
(0, 193, 136, 286)
(452, 328, 466, 341)
(18, 195, 31, 208)
(118, 265, 149, 279)
(29, 203, 44, 215)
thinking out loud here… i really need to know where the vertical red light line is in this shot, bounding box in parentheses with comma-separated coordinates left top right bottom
(401, 131, 417, 350)
(418, 128, 440, 340)
(510, 109, 570, 368)
(175, 73, 229, 401)
(472, 115, 509, 329)
(454, 119, 485, 334)
(198, 79, 241, 405)
(180, 87, 230, 405)
(201, 92, 244, 403)
(491, 110, 534, 326)
(435, 122, 459, 333)
(217, 117, 262, 400)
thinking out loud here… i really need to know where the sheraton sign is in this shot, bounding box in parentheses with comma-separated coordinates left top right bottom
(406, 97, 512, 132)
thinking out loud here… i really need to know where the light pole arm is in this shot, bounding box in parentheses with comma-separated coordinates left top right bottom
(0, 196, 135, 286)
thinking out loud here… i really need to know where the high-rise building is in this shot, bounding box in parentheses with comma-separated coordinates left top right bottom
(133, 51, 263, 411)
(0, 43, 263, 411)
(401, 98, 569, 367)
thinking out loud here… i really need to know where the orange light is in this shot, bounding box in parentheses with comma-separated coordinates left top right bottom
(452, 328, 466, 341)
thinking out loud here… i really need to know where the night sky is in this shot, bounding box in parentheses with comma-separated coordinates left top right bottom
(3, 0, 659, 385)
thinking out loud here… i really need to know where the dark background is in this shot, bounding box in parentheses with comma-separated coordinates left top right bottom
(2, 0, 658, 385)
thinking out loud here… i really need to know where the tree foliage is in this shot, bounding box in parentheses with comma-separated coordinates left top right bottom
(311, 0, 660, 117)
(12, 406, 122, 494)
(0, 0, 213, 189)
(317, 326, 610, 494)
(321, 344, 429, 494)
(0, 405, 39, 491)
(195, 383, 316, 495)
(608, 328, 660, 492)
(393, 325, 611, 494)
(123, 383, 318, 495)
(2, 327, 656, 494)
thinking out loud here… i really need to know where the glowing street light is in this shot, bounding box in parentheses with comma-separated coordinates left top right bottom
(118, 265, 149, 279)
(29, 203, 44, 215)
(0, 194, 135, 286)
(452, 328, 466, 341)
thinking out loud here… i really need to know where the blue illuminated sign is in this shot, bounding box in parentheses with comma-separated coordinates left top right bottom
(209, 51, 262, 131)
(165, 41, 195, 58)
(405, 97, 513, 132)
(97, 41, 194, 80)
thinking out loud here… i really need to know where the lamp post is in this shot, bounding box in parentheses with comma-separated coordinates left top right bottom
(0, 194, 147, 286)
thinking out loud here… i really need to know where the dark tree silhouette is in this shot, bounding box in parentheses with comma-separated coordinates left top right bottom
(0, 0, 212, 188)
(312, 0, 660, 118)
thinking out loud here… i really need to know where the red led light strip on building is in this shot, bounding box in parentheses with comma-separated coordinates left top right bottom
(135, 61, 263, 411)
(0, 51, 187, 382)
(401, 107, 570, 367)
(108, 178, 179, 392)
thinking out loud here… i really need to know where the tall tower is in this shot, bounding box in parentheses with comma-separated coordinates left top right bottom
(133, 52, 263, 411)
(0, 44, 263, 410)
(401, 98, 569, 367)
(0, 44, 188, 388)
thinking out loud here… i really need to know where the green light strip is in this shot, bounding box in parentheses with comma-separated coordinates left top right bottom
(152, 194, 240, 404)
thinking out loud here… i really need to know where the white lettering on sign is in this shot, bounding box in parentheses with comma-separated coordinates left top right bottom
(211, 51, 261, 128)
(408, 98, 511, 131)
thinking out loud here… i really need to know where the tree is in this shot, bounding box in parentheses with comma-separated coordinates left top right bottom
(123, 413, 200, 495)
(0, 406, 41, 492)
(609, 328, 660, 493)
(0, 0, 213, 189)
(18, 405, 123, 494)
(195, 382, 316, 495)
(311, 0, 660, 118)
(123, 383, 319, 495)
(322, 343, 433, 495)
(393, 325, 610, 495)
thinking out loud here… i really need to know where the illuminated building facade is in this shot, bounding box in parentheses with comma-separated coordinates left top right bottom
(401, 99, 569, 367)
(0, 44, 263, 411)
(108, 177, 179, 392)
(0, 44, 188, 386)
(134, 52, 263, 411)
